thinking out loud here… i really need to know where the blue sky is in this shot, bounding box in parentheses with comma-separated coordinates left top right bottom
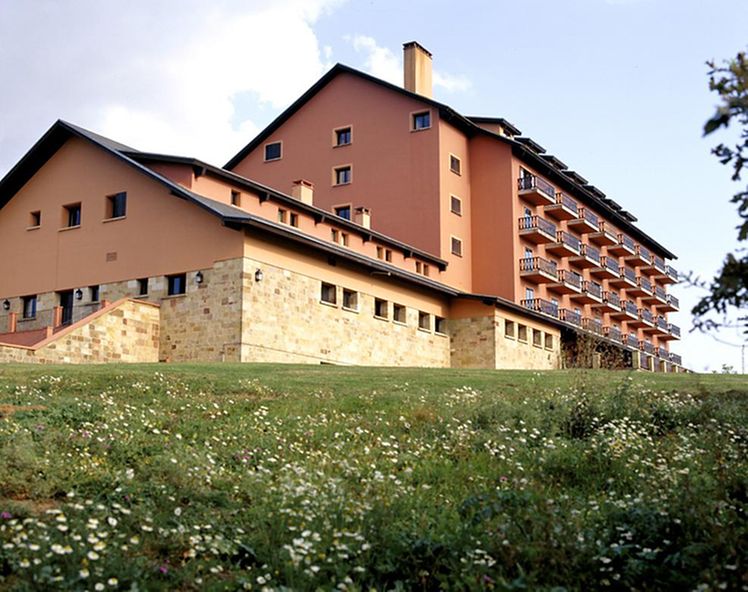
(1, 0, 747, 371)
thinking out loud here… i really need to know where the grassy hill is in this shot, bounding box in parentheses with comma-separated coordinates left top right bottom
(0, 364, 746, 591)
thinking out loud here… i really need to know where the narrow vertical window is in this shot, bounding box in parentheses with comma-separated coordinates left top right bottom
(137, 278, 149, 296)
(89, 285, 100, 302)
(450, 195, 462, 215)
(106, 192, 127, 219)
(451, 236, 463, 257)
(64, 203, 81, 227)
(22, 295, 37, 319)
(418, 311, 431, 331)
(231, 190, 241, 206)
(167, 273, 186, 296)
(449, 155, 461, 175)
(29, 211, 41, 228)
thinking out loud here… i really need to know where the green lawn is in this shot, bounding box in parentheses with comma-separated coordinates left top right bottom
(0, 364, 746, 591)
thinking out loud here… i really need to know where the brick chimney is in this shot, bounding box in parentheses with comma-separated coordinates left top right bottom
(353, 206, 371, 229)
(290, 179, 314, 205)
(403, 41, 433, 98)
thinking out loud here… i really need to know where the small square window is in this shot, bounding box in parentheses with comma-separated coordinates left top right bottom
(264, 142, 282, 161)
(505, 320, 515, 339)
(342, 288, 358, 310)
(289, 213, 299, 227)
(544, 334, 554, 350)
(231, 190, 241, 206)
(278, 209, 288, 224)
(334, 205, 351, 220)
(374, 298, 388, 319)
(435, 316, 446, 334)
(451, 237, 463, 257)
(29, 211, 41, 227)
(335, 127, 352, 146)
(450, 155, 461, 175)
(412, 111, 431, 130)
(321, 282, 337, 305)
(393, 303, 406, 324)
(533, 330, 542, 348)
(89, 285, 100, 302)
(518, 324, 528, 342)
(106, 192, 127, 219)
(64, 203, 81, 227)
(334, 166, 351, 185)
(167, 273, 186, 296)
(418, 311, 431, 331)
(450, 195, 462, 216)
(22, 295, 37, 319)
(137, 278, 149, 296)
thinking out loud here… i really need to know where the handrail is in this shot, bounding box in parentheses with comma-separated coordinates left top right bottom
(518, 174, 555, 198)
(518, 215, 557, 235)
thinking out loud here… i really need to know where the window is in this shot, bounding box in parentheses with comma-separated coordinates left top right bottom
(167, 273, 186, 296)
(418, 311, 431, 331)
(342, 289, 358, 311)
(449, 155, 461, 175)
(29, 211, 41, 227)
(393, 303, 406, 324)
(335, 127, 352, 146)
(264, 142, 282, 161)
(533, 329, 542, 348)
(450, 195, 462, 216)
(22, 296, 37, 319)
(374, 298, 388, 319)
(524, 247, 533, 261)
(412, 111, 431, 130)
(341, 233, 349, 247)
(231, 190, 241, 206)
(334, 205, 351, 220)
(544, 334, 554, 350)
(435, 316, 446, 334)
(278, 209, 287, 224)
(289, 213, 299, 227)
(525, 287, 535, 301)
(334, 166, 351, 185)
(505, 320, 515, 339)
(385, 249, 392, 262)
(137, 278, 149, 296)
(321, 283, 337, 305)
(331, 229, 339, 243)
(451, 236, 463, 257)
(106, 192, 127, 219)
(518, 324, 528, 342)
(416, 261, 422, 274)
(64, 203, 81, 227)
(89, 285, 100, 302)
(377, 246, 384, 260)
(423, 264, 430, 277)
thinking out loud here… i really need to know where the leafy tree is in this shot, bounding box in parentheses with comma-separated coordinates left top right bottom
(692, 50, 748, 332)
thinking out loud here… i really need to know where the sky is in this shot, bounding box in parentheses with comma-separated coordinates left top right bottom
(1, 0, 747, 372)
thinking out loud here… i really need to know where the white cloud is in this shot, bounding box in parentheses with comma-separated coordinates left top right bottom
(347, 35, 472, 95)
(0, 0, 346, 171)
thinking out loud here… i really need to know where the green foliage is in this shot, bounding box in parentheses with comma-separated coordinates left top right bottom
(0, 364, 746, 590)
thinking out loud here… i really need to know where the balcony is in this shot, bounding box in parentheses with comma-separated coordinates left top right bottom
(595, 290, 621, 313)
(653, 285, 668, 304)
(608, 233, 636, 256)
(547, 230, 582, 257)
(624, 333, 639, 349)
(573, 280, 603, 304)
(657, 346, 669, 360)
(639, 307, 655, 326)
(670, 352, 682, 366)
(522, 298, 559, 318)
(518, 215, 557, 244)
(639, 351, 653, 371)
(625, 244, 653, 267)
(603, 325, 622, 343)
(550, 269, 583, 294)
(545, 192, 578, 220)
(639, 340, 654, 355)
(518, 174, 556, 205)
(668, 323, 681, 339)
(609, 265, 637, 288)
(570, 243, 601, 269)
(618, 299, 641, 324)
(656, 315, 669, 333)
(567, 207, 600, 233)
(560, 308, 582, 327)
(588, 221, 618, 246)
(657, 293, 679, 312)
(590, 255, 620, 279)
(628, 275, 653, 297)
(519, 257, 558, 282)
(582, 317, 603, 335)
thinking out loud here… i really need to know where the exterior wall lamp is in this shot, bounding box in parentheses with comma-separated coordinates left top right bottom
(2, 300, 9, 311)
(254, 269, 264, 282)
(75, 289, 83, 300)
(195, 271, 204, 284)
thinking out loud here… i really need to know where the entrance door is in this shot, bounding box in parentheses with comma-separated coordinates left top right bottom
(58, 290, 74, 326)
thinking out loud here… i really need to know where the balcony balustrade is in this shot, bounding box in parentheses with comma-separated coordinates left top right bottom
(610, 265, 637, 288)
(658, 293, 679, 312)
(545, 192, 579, 220)
(521, 298, 559, 318)
(608, 233, 636, 256)
(518, 215, 557, 244)
(639, 340, 654, 354)
(588, 220, 618, 246)
(570, 243, 601, 268)
(629, 275, 653, 297)
(657, 346, 669, 359)
(547, 230, 582, 257)
(568, 207, 600, 232)
(551, 269, 583, 293)
(582, 317, 603, 334)
(652, 255, 667, 274)
(603, 325, 622, 343)
(656, 264, 679, 285)
(621, 300, 639, 318)
(656, 315, 668, 332)
(578, 280, 603, 304)
(625, 333, 639, 348)
(591, 255, 620, 279)
(595, 290, 621, 313)
(626, 244, 653, 267)
(519, 256, 558, 282)
(518, 174, 556, 205)
(639, 308, 654, 325)
(669, 352, 682, 365)
(669, 323, 681, 338)
(560, 308, 582, 326)
(654, 285, 667, 303)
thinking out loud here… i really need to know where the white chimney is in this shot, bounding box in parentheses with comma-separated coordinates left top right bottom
(353, 206, 371, 229)
(403, 41, 433, 98)
(290, 179, 314, 205)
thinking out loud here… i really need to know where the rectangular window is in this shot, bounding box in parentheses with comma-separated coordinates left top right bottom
(525, 287, 535, 301)
(106, 192, 127, 219)
(342, 288, 358, 311)
(393, 303, 406, 324)
(416, 261, 422, 274)
(334, 166, 351, 185)
(418, 311, 431, 331)
(22, 295, 37, 319)
(505, 320, 515, 339)
(435, 316, 446, 334)
(334, 205, 351, 220)
(518, 324, 528, 342)
(137, 278, 149, 296)
(264, 141, 282, 161)
(374, 298, 388, 319)
(450, 195, 462, 216)
(341, 232, 349, 247)
(376, 246, 384, 260)
(29, 211, 41, 227)
(449, 155, 461, 175)
(451, 236, 463, 257)
(335, 127, 352, 146)
(385, 249, 392, 262)
(331, 229, 339, 243)
(412, 111, 431, 130)
(533, 330, 542, 348)
(289, 213, 299, 227)
(231, 190, 241, 206)
(321, 282, 337, 305)
(89, 285, 100, 302)
(278, 209, 287, 224)
(544, 334, 554, 350)
(167, 273, 186, 296)
(423, 264, 430, 277)
(64, 203, 81, 227)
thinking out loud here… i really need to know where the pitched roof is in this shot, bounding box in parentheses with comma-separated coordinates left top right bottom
(224, 63, 675, 259)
